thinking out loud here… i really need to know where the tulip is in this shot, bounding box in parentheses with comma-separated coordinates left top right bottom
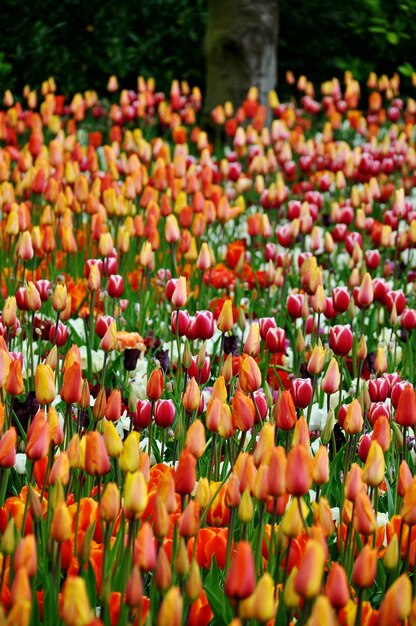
(325, 563, 350, 609)
(5, 358, 24, 396)
(171, 276, 187, 308)
(286, 445, 313, 496)
(175, 449, 196, 495)
(401, 477, 416, 525)
(84, 431, 110, 476)
(356, 272, 374, 309)
(60, 361, 82, 404)
(329, 325, 353, 357)
(398, 460, 413, 497)
(244, 323, 261, 357)
(290, 378, 313, 409)
(231, 389, 256, 431)
(313, 445, 329, 485)
(26, 411, 51, 461)
(185, 419, 206, 457)
(395, 384, 416, 427)
(155, 545, 172, 591)
(307, 342, 326, 375)
(153, 398, 175, 429)
(99, 482, 121, 523)
(119, 432, 141, 473)
(135, 522, 157, 571)
(294, 539, 325, 599)
(377, 573, 412, 626)
(268, 446, 287, 498)
(178, 500, 200, 538)
(273, 389, 297, 431)
(0, 427, 17, 468)
(353, 492, 377, 536)
(362, 440, 385, 486)
(383, 534, 399, 570)
(147, 367, 164, 400)
(125, 566, 143, 608)
(107, 274, 124, 298)
(35, 363, 56, 405)
(105, 389, 122, 422)
(306, 595, 337, 626)
(238, 354, 262, 393)
(225, 541, 256, 600)
(343, 399, 363, 435)
(100, 320, 118, 352)
(51, 502, 72, 543)
(351, 544, 377, 588)
(182, 377, 201, 412)
(124, 470, 148, 519)
(2, 296, 17, 327)
(49, 452, 70, 485)
(103, 420, 123, 458)
(13, 534, 37, 577)
(265, 326, 286, 353)
(157, 586, 183, 626)
(217, 299, 234, 333)
(193, 310, 215, 340)
(321, 358, 340, 394)
(59, 576, 94, 626)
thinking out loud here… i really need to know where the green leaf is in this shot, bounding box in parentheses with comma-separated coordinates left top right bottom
(204, 558, 233, 626)
(386, 31, 400, 44)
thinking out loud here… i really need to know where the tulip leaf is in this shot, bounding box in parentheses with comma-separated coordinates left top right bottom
(204, 558, 233, 626)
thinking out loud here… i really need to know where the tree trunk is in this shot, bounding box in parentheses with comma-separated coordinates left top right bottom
(204, 0, 279, 113)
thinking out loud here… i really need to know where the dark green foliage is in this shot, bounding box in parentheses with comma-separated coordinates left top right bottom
(1, 0, 416, 97)
(1, 0, 207, 96)
(279, 0, 416, 86)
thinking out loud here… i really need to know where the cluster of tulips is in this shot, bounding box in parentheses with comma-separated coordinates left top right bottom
(1, 69, 416, 626)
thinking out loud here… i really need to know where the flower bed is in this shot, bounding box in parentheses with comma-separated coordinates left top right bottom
(0, 72, 416, 625)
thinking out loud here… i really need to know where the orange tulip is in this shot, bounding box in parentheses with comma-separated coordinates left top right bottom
(26, 411, 51, 461)
(401, 477, 416, 525)
(5, 358, 24, 396)
(294, 539, 325, 599)
(147, 368, 164, 400)
(274, 390, 297, 431)
(60, 361, 82, 404)
(313, 445, 329, 485)
(0, 427, 17, 467)
(185, 419, 206, 458)
(353, 492, 377, 536)
(225, 541, 256, 600)
(179, 500, 200, 538)
(325, 563, 350, 609)
(268, 446, 287, 498)
(377, 573, 411, 626)
(351, 544, 377, 588)
(286, 445, 313, 496)
(395, 384, 416, 427)
(84, 431, 110, 476)
(231, 389, 255, 432)
(13, 534, 37, 577)
(99, 482, 121, 523)
(182, 377, 201, 412)
(105, 388, 122, 422)
(175, 449, 196, 495)
(343, 399, 363, 435)
(238, 354, 261, 393)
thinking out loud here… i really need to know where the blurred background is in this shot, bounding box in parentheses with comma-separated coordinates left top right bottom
(1, 0, 416, 105)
